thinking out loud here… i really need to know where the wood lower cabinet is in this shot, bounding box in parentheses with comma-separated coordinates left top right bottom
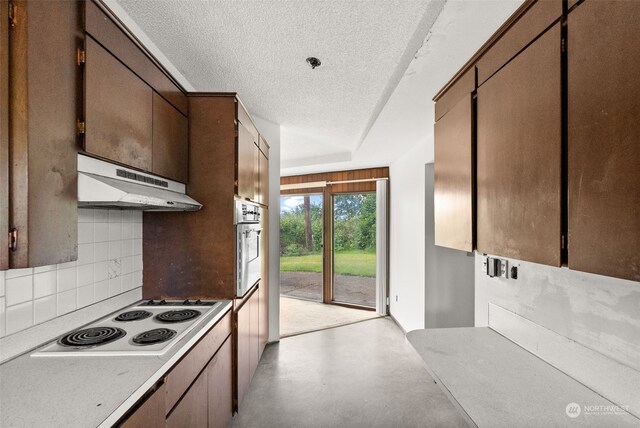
(434, 93, 474, 252)
(259, 209, 269, 359)
(236, 286, 261, 409)
(567, 0, 640, 282)
(207, 337, 233, 428)
(476, 23, 562, 266)
(84, 36, 153, 172)
(121, 384, 166, 428)
(7, 0, 81, 268)
(152, 92, 188, 182)
(120, 311, 233, 428)
(166, 366, 209, 428)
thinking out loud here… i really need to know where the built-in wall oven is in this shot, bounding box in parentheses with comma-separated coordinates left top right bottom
(235, 200, 262, 297)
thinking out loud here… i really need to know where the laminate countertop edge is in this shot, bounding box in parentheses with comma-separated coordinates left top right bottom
(406, 327, 640, 428)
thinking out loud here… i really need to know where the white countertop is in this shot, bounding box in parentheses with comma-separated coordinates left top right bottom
(0, 300, 232, 428)
(407, 327, 640, 428)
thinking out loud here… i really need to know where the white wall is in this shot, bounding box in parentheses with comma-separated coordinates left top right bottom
(0, 209, 143, 338)
(476, 255, 640, 372)
(389, 143, 428, 331)
(252, 115, 281, 342)
(476, 254, 640, 417)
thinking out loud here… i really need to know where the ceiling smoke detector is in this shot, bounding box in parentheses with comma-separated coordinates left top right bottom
(306, 57, 321, 69)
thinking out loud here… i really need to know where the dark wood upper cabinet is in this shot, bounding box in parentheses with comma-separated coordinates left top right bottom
(84, 36, 153, 171)
(567, 1, 640, 282)
(477, 24, 561, 266)
(476, 0, 562, 86)
(434, 93, 474, 252)
(434, 68, 474, 122)
(237, 121, 258, 201)
(85, 0, 187, 116)
(1, 0, 9, 270)
(152, 92, 188, 182)
(8, 0, 82, 267)
(258, 136, 269, 206)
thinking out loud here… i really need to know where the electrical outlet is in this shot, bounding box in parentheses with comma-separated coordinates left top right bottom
(484, 256, 510, 279)
(395, 295, 398, 302)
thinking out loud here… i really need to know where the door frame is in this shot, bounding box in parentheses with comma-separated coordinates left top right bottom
(322, 188, 378, 312)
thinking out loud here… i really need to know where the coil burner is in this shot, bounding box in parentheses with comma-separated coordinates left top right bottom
(58, 327, 126, 348)
(132, 328, 177, 345)
(114, 310, 153, 322)
(155, 309, 201, 323)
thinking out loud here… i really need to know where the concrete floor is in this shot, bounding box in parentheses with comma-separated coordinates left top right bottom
(280, 296, 380, 338)
(230, 318, 468, 428)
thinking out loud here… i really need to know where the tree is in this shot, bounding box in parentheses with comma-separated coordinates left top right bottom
(304, 195, 313, 252)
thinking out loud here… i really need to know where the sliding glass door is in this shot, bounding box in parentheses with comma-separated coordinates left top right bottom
(332, 193, 377, 308)
(279, 194, 323, 302)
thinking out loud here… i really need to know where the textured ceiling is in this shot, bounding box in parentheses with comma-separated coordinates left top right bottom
(111, 0, 445, 169)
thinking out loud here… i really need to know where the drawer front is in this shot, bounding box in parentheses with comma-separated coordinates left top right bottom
(165, 310, 232, 414)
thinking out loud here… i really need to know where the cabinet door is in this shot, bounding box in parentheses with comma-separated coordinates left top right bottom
(568, 1, 640, 282)
(259, 210, 269, 358)
(237, 121, 257, 201)
(166, 370, 208, 428)
(434, 93, 473, 251)
(249, 286, 260, 380)
(8, 0, 81, 267)
(207, 336, 233, 428)
(236, 297, 251, 408)
(85, 36, 153, 171)
(121, 384, 166, 428)
(258, 146, 269, 206)
(152, 92, 188, 182)
(0, 0, 8, 270)
(477, 24, 561, 266)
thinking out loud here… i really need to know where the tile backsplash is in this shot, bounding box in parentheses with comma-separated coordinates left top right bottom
(0, 209, 143, 338)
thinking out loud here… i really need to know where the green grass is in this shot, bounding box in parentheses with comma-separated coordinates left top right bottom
(280, 250, 376, 277)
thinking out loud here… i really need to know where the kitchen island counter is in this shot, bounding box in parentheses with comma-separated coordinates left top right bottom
(407, 327, 640, 427)
(0, 300, 232, 427)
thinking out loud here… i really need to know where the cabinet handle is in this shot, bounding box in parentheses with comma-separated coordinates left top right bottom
(9, 228, 17, 252)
